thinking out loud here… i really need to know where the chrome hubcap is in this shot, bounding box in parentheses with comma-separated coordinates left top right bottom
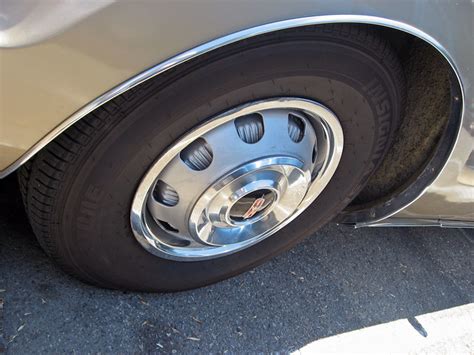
(130, 98, 343, 261)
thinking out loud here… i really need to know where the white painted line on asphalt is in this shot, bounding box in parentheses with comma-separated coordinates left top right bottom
(294, 303, 474, 354)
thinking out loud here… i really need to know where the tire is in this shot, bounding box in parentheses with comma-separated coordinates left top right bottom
(19, 24, 405, 291)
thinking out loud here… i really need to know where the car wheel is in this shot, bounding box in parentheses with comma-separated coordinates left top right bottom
(19, 25, 405, 291)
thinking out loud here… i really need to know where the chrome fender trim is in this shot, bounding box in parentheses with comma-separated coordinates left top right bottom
(0, 15, 464, 226)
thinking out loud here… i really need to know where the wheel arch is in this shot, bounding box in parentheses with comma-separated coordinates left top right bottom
(2, 15, 464, 225)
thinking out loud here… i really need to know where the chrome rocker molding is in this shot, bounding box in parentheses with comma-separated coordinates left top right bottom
(358, 218, 474, 229)
(0, 15, 465, 227)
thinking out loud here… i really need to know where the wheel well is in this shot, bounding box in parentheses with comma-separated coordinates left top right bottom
(344, 26, 458, 214)
(14, 22, 461, 222)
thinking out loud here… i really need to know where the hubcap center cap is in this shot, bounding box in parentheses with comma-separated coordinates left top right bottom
(229, 189, 275, 223)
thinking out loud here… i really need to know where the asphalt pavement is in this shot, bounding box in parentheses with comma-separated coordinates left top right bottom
(0, 175, 473, 353)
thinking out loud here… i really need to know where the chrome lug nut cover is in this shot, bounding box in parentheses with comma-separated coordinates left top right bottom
(130, 98, 343, 261)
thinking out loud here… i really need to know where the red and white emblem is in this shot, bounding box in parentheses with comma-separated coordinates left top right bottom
(241, 197, 266, 219)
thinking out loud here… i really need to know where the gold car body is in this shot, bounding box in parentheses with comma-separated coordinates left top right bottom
(0, 0, 472, 226)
